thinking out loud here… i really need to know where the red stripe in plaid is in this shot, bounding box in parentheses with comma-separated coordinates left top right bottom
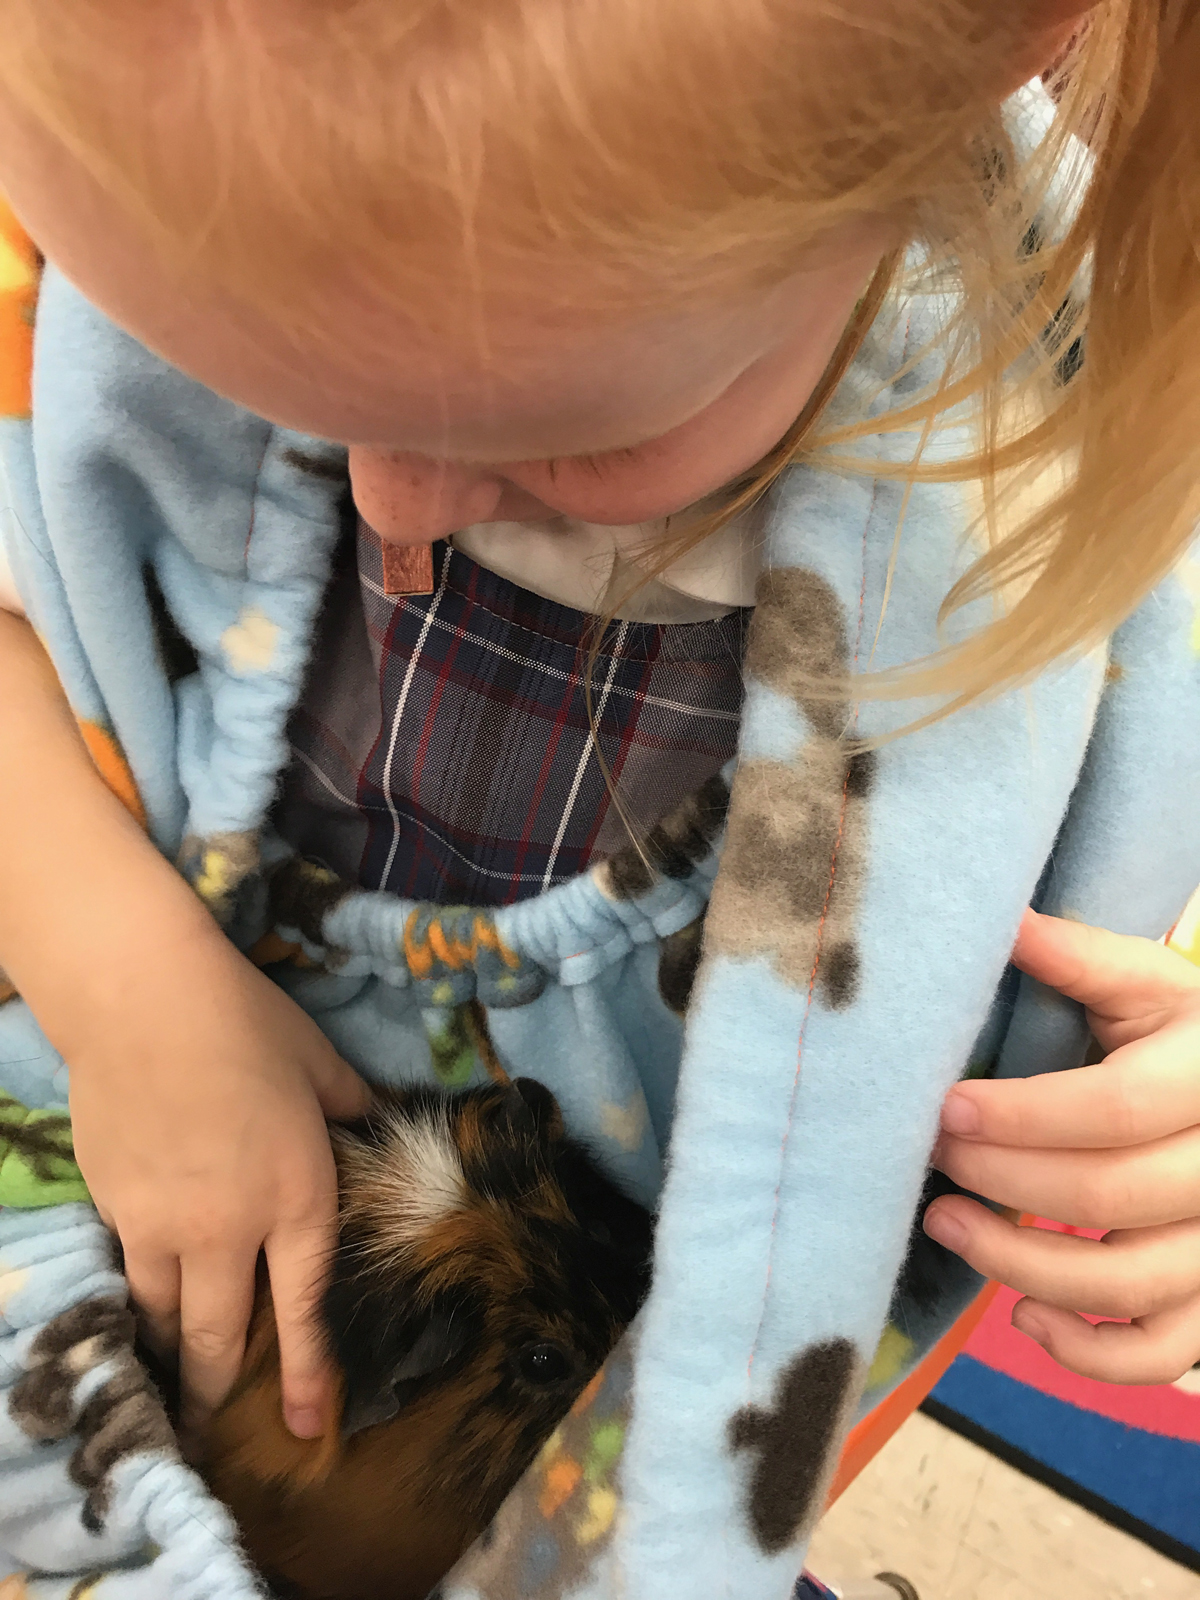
(276, 522, 748, 907)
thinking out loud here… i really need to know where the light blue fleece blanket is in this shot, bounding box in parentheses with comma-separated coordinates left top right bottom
(1, 126, 1198, 1600)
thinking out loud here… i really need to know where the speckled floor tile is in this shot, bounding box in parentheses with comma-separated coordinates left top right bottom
(807, 1410, 1199, 1600)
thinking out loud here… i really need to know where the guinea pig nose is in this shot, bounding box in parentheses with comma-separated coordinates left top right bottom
(510, 1077, 565, 1141)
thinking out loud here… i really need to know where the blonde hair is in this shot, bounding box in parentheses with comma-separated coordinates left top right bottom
(3, 0, 1199, 713)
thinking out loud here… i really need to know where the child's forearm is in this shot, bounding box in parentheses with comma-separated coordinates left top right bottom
(0, 611, 218, 1056)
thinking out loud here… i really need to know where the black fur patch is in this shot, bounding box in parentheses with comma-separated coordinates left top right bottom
(728, 1338, 858, 1554)
(332, 1290, 481, 1438)
(262, 1575, 309, 1600)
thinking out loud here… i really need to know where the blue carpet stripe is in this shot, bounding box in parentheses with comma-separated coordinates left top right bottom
(930, 1356, 1200, 1559)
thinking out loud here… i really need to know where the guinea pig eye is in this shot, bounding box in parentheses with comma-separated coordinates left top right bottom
(515, 1341, 573, 1385)
(586, 1221, 614, 1247)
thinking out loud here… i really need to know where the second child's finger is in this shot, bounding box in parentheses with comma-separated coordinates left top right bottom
(1012, 911, 1200, 1037)
(266, 1219, 337, 1441)
(1011, 1288, 1200, 1386)
(934, 1123, 1200, 1230)
(178, 1255, 258, 1427)
(940, 1022, 1200, 1149)
(924, 1199, 1200, 1320)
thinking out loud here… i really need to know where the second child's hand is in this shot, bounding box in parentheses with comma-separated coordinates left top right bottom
(926, 910, 1200, 1385)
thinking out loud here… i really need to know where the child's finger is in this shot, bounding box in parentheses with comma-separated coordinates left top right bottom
(934, 1124, 1200, 1230)
(1012, 910, 1200, 1027)
(923, 1199, 1200, 1320)
(265, 1220, 336, 1441)
(307, 1048, 373, 1124)
(940, 1022, 1200, 1148)
(178, 1253, 258, 1427)
(123, 1248, 182, 1361)
(1011, 1288, 1200, 1387)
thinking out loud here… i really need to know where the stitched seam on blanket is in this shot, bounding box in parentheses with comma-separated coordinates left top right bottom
(745, 478, 876, 1388)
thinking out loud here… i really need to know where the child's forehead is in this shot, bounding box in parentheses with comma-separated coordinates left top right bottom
(1, 101, 884, 455)
(202, 255, 871, 454)
(175, 266, 863, 456)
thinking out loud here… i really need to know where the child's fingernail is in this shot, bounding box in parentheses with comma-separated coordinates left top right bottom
(1012, 1306, 1050, 1347)
(922, 1204, 967, 1253)
(940, 1092, 981, 1137)
(287, 1406, 323, 1439)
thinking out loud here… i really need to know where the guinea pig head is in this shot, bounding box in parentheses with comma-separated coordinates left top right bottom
(200, 1079, 653, 1600)
(325, 1078, 653, 1502)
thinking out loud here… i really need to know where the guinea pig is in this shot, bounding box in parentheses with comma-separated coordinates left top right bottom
(199, 1075, 654, 1600)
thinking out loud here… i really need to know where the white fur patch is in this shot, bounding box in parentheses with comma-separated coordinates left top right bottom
(369, 1104, 467, 1254)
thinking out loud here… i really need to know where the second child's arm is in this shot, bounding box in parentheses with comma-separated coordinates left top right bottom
(0, 611, 370, 1434)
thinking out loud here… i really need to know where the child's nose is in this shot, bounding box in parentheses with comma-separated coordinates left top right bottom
(348, 448, 506, 544)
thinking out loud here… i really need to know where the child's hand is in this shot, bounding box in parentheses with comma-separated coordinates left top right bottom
(68, 923, 371, 1437)
(925, 908, 1200, 1386)
(0, 615, 371, 1434)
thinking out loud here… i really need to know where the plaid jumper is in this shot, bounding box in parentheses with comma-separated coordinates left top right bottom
(275, 520, 750, 906)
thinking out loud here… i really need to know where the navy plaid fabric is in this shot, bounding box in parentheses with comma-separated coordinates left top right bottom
(275, 520, 749, 907)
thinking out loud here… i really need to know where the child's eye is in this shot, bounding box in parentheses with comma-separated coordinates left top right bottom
(543, 446, 642, 484)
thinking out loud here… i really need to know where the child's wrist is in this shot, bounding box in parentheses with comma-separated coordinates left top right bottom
(12, 863, 235, 1068)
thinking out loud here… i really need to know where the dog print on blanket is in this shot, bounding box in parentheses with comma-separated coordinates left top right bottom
(708, 566, 873, 1008)
(8, 1295, 178, 1533)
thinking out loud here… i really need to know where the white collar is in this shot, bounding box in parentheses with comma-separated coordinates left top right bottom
(451, 503, 763, 623)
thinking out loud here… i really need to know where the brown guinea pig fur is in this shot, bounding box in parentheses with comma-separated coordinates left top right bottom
(199, 1077, 654, 1600)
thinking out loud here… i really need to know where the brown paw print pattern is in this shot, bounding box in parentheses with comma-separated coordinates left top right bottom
(8, 1295, 177, 1532)
(594, 770, 731, 1016)
(655, 914, 709, 1016)
(728, 1338, 863, 1555)
(707, 567, 874, 1007)
(177, 828, 262, 929)
(595, 771, 731, 906)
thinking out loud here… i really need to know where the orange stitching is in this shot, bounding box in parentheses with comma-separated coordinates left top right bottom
(403, 907, 432, 978)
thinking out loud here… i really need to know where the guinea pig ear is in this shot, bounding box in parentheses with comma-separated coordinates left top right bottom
(510, 1077, 565, 1142)
(340, 1307, 472, 1438)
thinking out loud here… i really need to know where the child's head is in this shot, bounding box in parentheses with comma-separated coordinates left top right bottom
(0, 0, 1037, 525)
(0, 0, 1196, 708)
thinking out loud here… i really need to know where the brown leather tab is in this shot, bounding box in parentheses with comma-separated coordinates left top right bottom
(382, 541, 435, 596)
